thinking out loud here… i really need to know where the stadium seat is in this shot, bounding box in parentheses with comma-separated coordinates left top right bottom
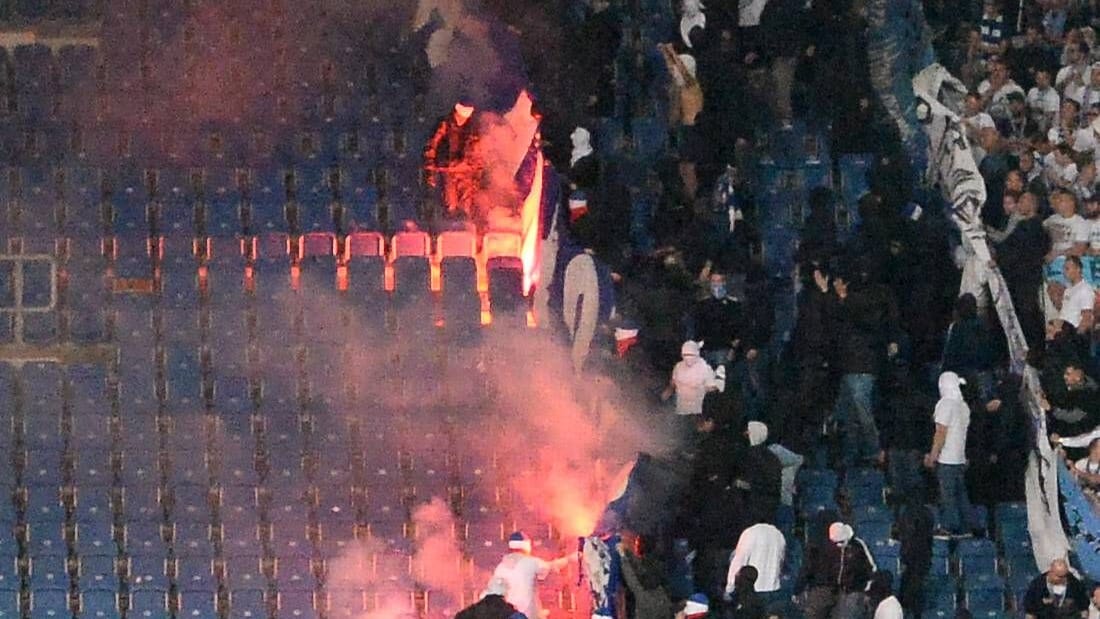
(127, 590, 168, 618)
(957, 538, 997, 576)
(29, 587, 71, 618)
(344, 231, 385, 330)
(277, 589, 320, 619)
(127, 555, 169, 592)
(203, 167, 245, 237)
(77, 590, 120, 619)
(78, 554, 119, 592)
(248, 168, 290, 234)
(229, 589, 267, 619)
(0, 590, 17, 618)
(253, 232, 293, 306)
(391, 230, 430, 308)
(298, 231, 337, 303)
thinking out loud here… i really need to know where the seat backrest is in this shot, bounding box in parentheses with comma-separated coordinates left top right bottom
(392, 230, 429, 259)
(299, 232, 335, 259)
(482, 231, 521, 260)
(344, 232, 384, 259)
(437, 230, 476, 259)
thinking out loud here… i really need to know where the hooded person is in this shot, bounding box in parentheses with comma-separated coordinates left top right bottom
(797, 522, 876, 619)
(680, 0, 706, 49)
(490, 532, 571, 619)
(735, 421, 782, 525)
(924, 372, 977, 538)
(568, 127, 599, 196)
(424, 99, 481, 217)
(456, 578, 528, 619)
(662, 340, 723, 421)
(728, 566, 765, 619)
(725, 523, 786, 606)
(867, 571, 903, 619)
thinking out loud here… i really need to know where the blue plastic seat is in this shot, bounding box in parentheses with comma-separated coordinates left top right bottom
(202, 167, 244, 237)
(29, 587, 71, 618)
(29, 554, 70, 589)
(175, 557, 216, 592)
(117, 448, 161, 491)
(298, 232, 337, 306)
(72, 448, 113, 487)
(127, 555, 169, 592)
(68, 364, 109, 417)
(78, 554, 119, 592)
(274, 556, 316, 592)
(295, 166, 335, 233)
(163, 343, 203, 409)
(229, 589, 267, 619)
(247, 168, 290, 234)
(107, 169, 151, 235)
(965, 573, 1006, 614)
(127, 590, 168, 618)
(74, 520, 117, 557)
(0, 555, 18, 591)
(60, 167, 104, 238)
(225, 555, 265, 591)
(958, 538, 998, 576)
(276, 588, 319, 619)
(26, 487, 66, 524)
(78, 590, 120, 619)
(73, 488, 114, 526)
(63, 237, 108, 342)
(123, 522, 168, 557)
(253, 233, 293, 304)
(0, 590, 17, 618)
(171, 523, 216, 558)
(153, 169, 198, 237)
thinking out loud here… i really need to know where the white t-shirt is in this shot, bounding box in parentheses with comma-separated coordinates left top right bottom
(1044, 213, 1090, 254)
(934, 397, 970, 465)
(726, 524, 785, 594)
(739, 0, 768, 27)
(1088, 219, 1100, 251)
(1028, 86, 1061, 115)
(1057, 64, 1092, 92)
(491, 553, 554, 619)
(874, 597, 904, 619)
(963, 112, 995, 131)
(1060, 279, 1095, 327)
(1075, 458, 1100, 475)
(672, 359, 716, 415)
(1042, 153, 1079, 186)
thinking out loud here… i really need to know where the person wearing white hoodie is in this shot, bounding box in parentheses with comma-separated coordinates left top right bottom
(662, 341, 723, 445)
(924, 372, 976, 538)
(725, 523, 785, 606)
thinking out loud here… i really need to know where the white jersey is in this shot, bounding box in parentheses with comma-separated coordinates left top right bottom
(491, 553, 554, 619)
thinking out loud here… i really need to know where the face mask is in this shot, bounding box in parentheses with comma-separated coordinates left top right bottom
(684, 356, 700, 367)
(1050, 583, 1067, 596)
(711, 284, 726, 299)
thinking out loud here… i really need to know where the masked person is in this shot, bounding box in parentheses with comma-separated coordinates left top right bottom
(457, 578, 528, 619)
(924, 372, 978, 539)
(1023, 558, 1089, 619)
(424, 100, 481, 221)
(662, 340, 724, 447)
(797, 522, 876, 619)
(490, 532, 571, 619)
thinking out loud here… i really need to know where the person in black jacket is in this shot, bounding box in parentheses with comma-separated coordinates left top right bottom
(1022, 558, 1089, 619)
(687, 271, 749, 368)
(896, 500, 933, 618)
(992, 191, 1048, 349)
(734, 421, 782, 527)
(797, 522, 876, 619)
(789, 265, 837, 452)
(941, 294, 997, 400)
(457, 578, 527, 619)
(881, 357, 935, 504)
(825, 261, 902, 469)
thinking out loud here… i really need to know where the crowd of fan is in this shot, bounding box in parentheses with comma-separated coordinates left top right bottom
(513, 1, 1100, 618)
